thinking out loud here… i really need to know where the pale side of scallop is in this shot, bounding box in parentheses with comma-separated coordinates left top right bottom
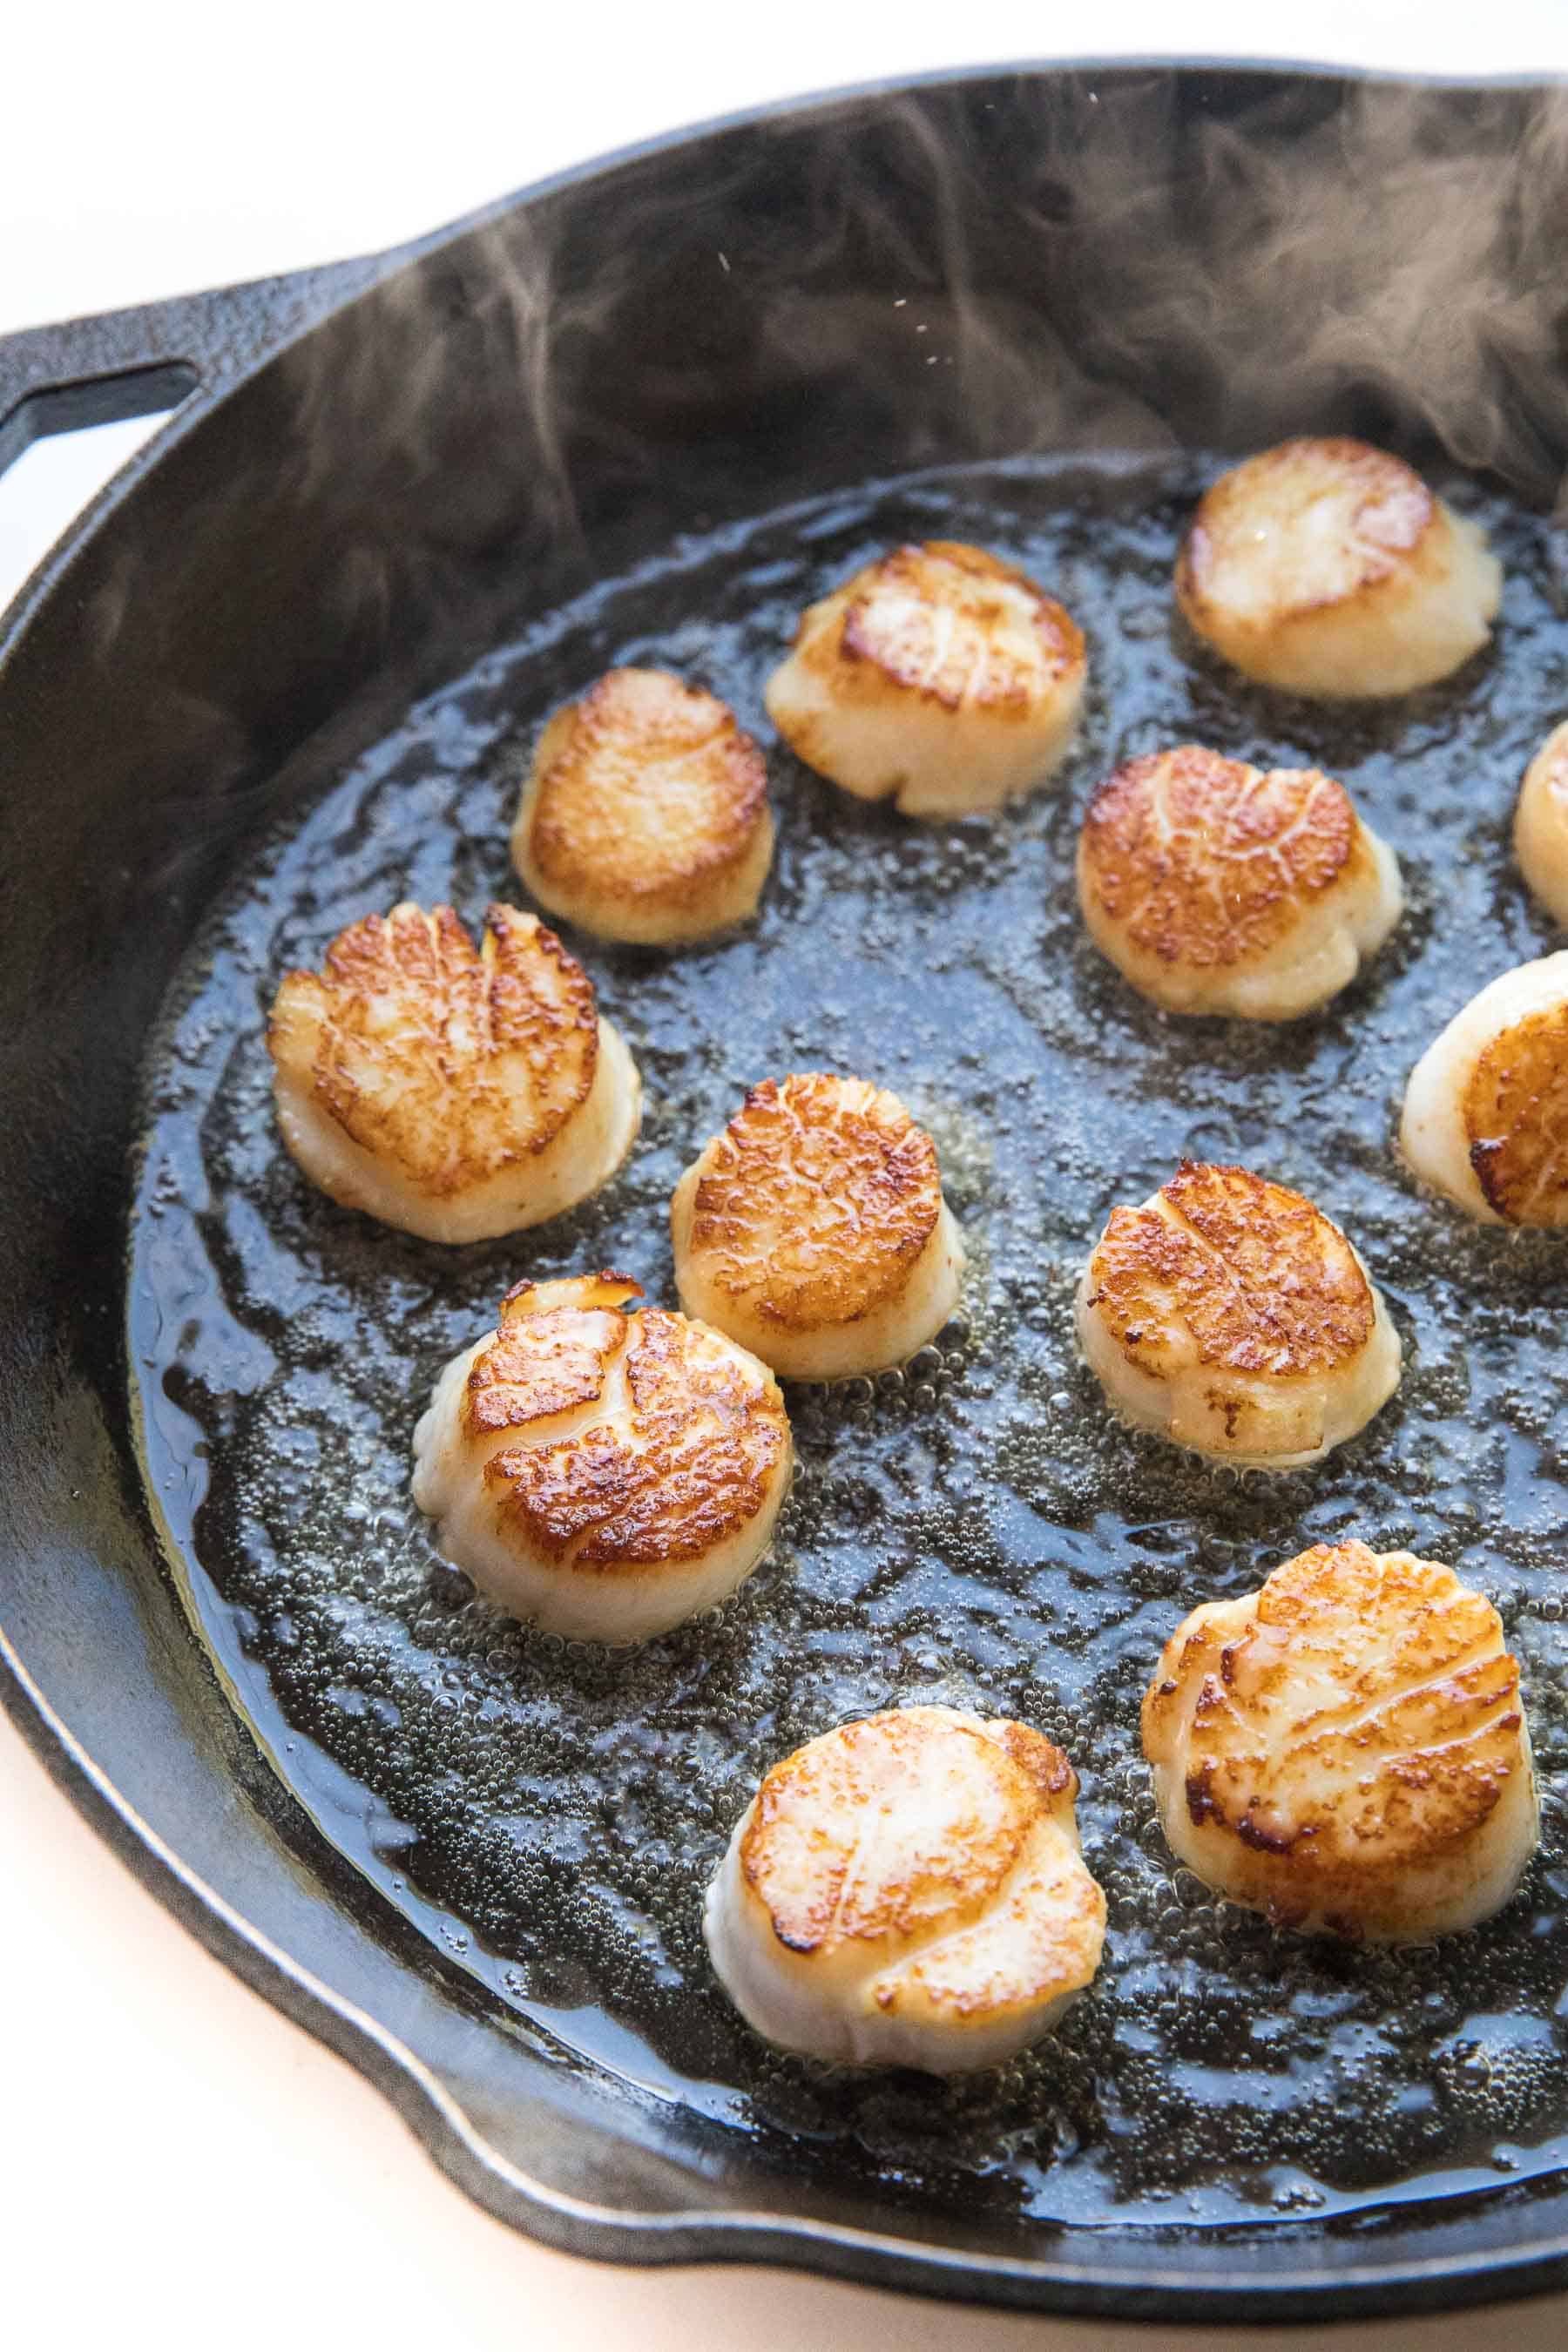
(1400, 949, 1568, 1227)
(704, 1706, 1105, 2072)
(1077, 744, 1403, 1018)
(671, 1071, 965, 1380)
(410, 1274, 792, 1644)
(1074, 1160, 1401, 1468)
(1175, 437, 1501, 699)
(763, 539, 1086, 818)
(268, 902, 641, 1243)
(1142, 1540, 1538, 1942)
(512, 667, 774, 946)
(1514, 719, 1568, 927)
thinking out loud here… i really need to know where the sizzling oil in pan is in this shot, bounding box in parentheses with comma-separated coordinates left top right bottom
(131, 454, 1568, 2229)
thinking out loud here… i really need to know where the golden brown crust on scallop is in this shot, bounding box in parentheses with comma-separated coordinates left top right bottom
(1463, 1003, 1568, 1226)
(1079, 747, 1365, 970)
(1087, 1161, 1375, 1384)
(871, 1842, 1105, 2022)
(1142, 1542, 1527, 1926)
(1515, 723, 1568, 927)
(500, 1273, 645, 1321)
(461, 1275, 643, 1437)
(739, 1710, 1078, 1957)
(706, 1707, 1105, 2065)
(524, 668, 770, 914)
(1176, 438, 1434, 633)
(810, 540, 1085, 713)
(1524, 724, 1568, 815)
(463, 1276, 788, 1571)
(267, 902, 597, 1200)
(685, 1073, 943, 1331)
(996, 1719, 1078, 1805)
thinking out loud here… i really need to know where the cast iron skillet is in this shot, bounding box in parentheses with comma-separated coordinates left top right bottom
(5, 59, 1568, 2323)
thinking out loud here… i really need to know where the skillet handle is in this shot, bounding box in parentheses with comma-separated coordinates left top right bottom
(0, 254, 389, 477)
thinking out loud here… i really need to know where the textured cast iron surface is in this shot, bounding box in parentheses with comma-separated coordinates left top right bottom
(132, 451, 1568, 2234)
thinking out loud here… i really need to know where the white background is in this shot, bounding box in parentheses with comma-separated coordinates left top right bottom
(5, 7, 1568, 2347)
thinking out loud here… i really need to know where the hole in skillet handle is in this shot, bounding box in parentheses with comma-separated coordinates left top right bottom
(0, 359, 198, 479)
(0, 380, 195, 618)
(0, 309, 209, 624)
(0, 251, 395, 621)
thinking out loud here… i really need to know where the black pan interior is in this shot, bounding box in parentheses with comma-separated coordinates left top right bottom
(131, 446, 1568, 2234)
(8, 65, 1568, 2316)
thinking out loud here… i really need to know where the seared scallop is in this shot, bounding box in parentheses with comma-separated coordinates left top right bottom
(1142, 1540, 1538, 1942)
(763, 539, 1086, 817)
(671, 1072, 965, 1380)
(1078, 744, 1402, 1018)
(704, 1706, 1105, 2072)
(268, 902, 640, 1243)
(511, 668, 774, 946)
(1075, 1160, 1401, 1467)
(1400, 950, 1568, 1226)
(410, 1274, 791, 1643)
(1175, 437, 1501, 699)
(1514, 720, 1568, 926)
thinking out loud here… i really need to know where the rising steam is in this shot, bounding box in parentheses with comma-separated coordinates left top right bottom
(732, 71, 1568, 504)
(64, 68, 1568, 803)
